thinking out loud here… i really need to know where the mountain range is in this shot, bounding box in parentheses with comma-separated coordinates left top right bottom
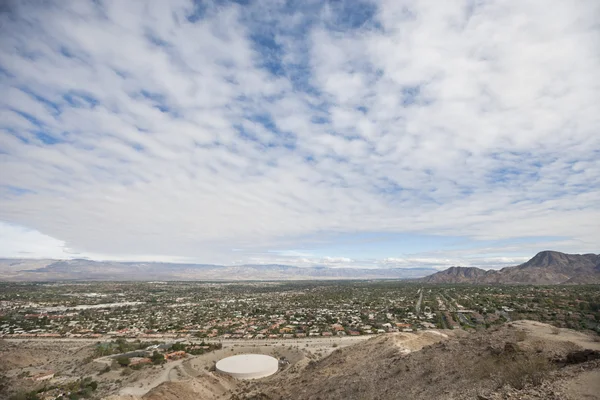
(0, 258, 433, 281)
(0, 250, 598, 283)
(422, 251, 600, 284)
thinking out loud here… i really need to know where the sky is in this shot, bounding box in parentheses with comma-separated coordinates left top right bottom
(0, 0, 599, 271)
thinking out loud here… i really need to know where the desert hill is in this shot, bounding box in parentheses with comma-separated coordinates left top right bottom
(420, 265, 493, 283)
(100, 322, 600, 400)
(235, 321, 600, 400)
(423, 251, 600, 284)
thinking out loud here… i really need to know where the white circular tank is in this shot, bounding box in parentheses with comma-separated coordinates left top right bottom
(216, 354, 278, 379)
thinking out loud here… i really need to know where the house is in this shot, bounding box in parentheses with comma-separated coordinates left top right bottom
(130, 357, 152, 366)
(165, 351, 186, 360)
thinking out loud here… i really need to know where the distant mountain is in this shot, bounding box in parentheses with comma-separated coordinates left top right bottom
(0, 258, 435, 281)
(2, 251, 597, 283)
(421, 266, 493, 283)
(422, 251, 600, 284)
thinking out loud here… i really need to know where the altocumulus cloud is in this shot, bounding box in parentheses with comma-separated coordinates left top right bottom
(0, 0, 599, 269)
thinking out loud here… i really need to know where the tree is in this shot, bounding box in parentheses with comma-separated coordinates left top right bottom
(115, 356, 130, 367)
(115, 338, 128, 353)
(170, 342, 185, 351)
(150, 351, 165, 365)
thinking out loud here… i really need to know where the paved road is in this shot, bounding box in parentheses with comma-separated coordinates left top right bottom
(440, 294, 456, 312)
(205, 335, 373, 348)
(3, 338, 103, 343)
(5, 335, 374, 348)
(119, 358, 186, 396)
(456, 312, 474, 327)
(415, 288, 424, 315)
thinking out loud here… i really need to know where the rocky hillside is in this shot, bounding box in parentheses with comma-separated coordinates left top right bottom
(236, 321, 600, 400)
(99, 321, 600, 400)
(422, 251, 600, 284)
(421, 266, 493, 283)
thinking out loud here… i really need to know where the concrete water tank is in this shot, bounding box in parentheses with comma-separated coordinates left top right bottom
(216, 354, 279, 379)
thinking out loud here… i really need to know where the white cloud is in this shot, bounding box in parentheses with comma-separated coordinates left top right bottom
(0, 222, 71, 259)
(0, 0, 598, 268)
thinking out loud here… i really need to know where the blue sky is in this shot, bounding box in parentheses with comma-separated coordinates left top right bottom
(0, 0, 599, 270)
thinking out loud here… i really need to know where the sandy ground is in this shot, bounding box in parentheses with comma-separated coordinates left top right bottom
(510, 320, 600, 351)
(565, 369, 600, 400)
(114, 335, 371, 398)
(7, 323, 599, 400)
(234, 321, 600, 400)
(104, 332, 451, 399)
(391, 330, 450, 354)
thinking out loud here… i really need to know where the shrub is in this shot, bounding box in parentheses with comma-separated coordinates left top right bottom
(10, 392, 40, 400)
(116, 356, 130, 367)
(80, 387, 93, 398)
(502, 355, 552, 389)
(476, 353, 552, 390)
(515, 330, 527, 342)
(151, 351, 165, 365)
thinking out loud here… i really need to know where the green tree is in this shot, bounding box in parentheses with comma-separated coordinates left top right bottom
(150, 351, 165, 365)
(115, 356, 130, 367)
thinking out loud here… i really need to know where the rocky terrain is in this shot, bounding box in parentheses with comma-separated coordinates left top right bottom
(0, 339, 100, 397)
(232, 320, 600, 400)
(91, 321, 600, 400)
(423, 251, 600, 284)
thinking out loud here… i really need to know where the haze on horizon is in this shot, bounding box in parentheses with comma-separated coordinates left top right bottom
(0, 0, 598, 272)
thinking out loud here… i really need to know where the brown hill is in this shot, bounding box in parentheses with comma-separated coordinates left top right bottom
(101, 322, 600, 400)
(421, 266, 493, 283)
(237, 321, 600, 400)
(422, 251, 600, 284)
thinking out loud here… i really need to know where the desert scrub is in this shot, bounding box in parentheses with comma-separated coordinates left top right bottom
(515, 330, 527, 342)
(502, 354, 552, 389)
(476, 352, 553, 390)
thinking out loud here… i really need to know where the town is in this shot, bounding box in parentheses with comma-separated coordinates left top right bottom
(1, 281, 599, 340)
(2, 281, 600, 400)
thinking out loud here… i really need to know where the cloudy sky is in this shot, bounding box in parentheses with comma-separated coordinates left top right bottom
(0, 0, 598, 271)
